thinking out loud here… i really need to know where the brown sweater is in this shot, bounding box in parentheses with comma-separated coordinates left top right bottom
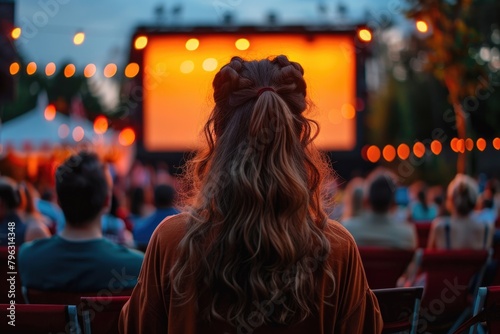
(119, 213, 383, 333)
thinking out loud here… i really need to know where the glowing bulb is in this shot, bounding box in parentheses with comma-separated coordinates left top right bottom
(94, 116, 108, 134)
(11, 27, 21, 40)
(397, 144, 410, 160)
(125, 63, 140, 78)
(45, 62, 56, 76)
(73, 32, 85, 45)
(367, 145, 381, 163)
(44, 105, 56, 121)
(84, 64, 96, 78)
(26, 62, 37, 75)
(104, 63, 117, 78)
(64, 64, 76, 78)
(358, 29, 372, 42)
(9, 62, 19, 75)
(134, 36, 148, 50)
(235, 38, 250, 51)
(185, 38, 199, 51)
(416, 20, 429, 33)
(119, 128, 135, 146)
(202, 58, 218, 72)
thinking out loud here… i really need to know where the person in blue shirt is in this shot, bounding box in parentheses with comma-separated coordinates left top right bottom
(19, 152, 143, 292)
(133, 184, 179, 251)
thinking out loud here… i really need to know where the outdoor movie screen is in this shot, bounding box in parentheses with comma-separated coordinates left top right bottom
(142, 32, 357, 152)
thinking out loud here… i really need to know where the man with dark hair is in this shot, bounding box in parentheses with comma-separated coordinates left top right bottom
(19, 152, 143, 292)
(0, 177, 26, 246)
(343, 168, 417, 249)
(133, 184, 179, 251)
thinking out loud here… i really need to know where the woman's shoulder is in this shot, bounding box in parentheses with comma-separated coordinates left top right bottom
(324, 219, 358, 250)
(151, 212, 190, 246)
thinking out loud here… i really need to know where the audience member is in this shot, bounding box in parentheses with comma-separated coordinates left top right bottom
(17, 182, 51, 242)
(101, 193, 134, 247)
(19, 152, 143, 292)
(343, 169, 417, 249)
(427, 174, 493, 249)
(0, 177, 26, 246)
(340, 177, 364, 222)
(120, 55, 382, 333)
(407, 183, 437, 222)
(36, 188, 65, 233)
(133, 184, 179, 250)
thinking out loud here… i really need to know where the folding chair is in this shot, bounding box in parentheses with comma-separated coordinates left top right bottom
(373, 287, 423, 334)
(451, 286, 500, 334)
(408, 249, 492, 333)
(0, 303, 80, 334)
(23, 287, 133, 305)
(358, 247, 415, 289)
(79, 296, 130, 334)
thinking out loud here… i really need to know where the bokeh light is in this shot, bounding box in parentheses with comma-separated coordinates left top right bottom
(185, 38, 199, 51)
(180, 60, 194, 74)
(465, 138, 474, 151)
(11, 27, 21, 39)
(476, 138, 486, 151)
(358, 29, 372, 42)
(9, 62, 19, 75)
(450, 138, 458, 152)
(26, 62, 37, 75)
(64, 64, 76, 78)
(134, 36, 148, 50)
(367, 145, 381, 163)
(84, 64, 96, 78)
(125, 63, 140, 78)
(58, 124, 69, 139)
(119, 128, 136, 146)
(413, 142, 425, 158)
(44, 105, 56, 121)
(72, 126, 85, 142)
(456, 139, 465, 153)
(341, 103, 356, 119)
(397, 143, 410, 160)
(235, 38, 250, 50)
(104, 63, 117, 78)
(93, 116, 108, 134)
(202, 58, 218, 72)
(416, 20, 429, 33)
(493, 138, 500, 150)
(430, 140, 442, 155)
(45, 62, 56, 76)
(382, 145, 396, 162)
(73, 32, 85, 45)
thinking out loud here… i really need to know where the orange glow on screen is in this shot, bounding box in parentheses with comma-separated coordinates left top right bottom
(143, 33, 357, 151)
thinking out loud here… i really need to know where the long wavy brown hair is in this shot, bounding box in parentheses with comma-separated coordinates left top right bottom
(172, 55, 335, 327)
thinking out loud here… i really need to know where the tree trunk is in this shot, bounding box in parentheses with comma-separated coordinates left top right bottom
(453, 102, 467, 174)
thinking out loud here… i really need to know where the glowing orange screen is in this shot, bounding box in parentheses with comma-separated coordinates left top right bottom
(143, 33, 356, 151)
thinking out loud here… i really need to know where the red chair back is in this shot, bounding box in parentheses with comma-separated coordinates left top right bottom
(373, 287, 423, 334)
(414, 223, 432, 248)
(0, 303, 79, 333)
(0, 247, 24, 304)
(80, 296, 130, 334)
(416, 249, 490, 332)
(358, 247, 415, 289)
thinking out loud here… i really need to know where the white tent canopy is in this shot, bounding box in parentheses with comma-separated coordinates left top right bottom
(0, 93, 115, 151)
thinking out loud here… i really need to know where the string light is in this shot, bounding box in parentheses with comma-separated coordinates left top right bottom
(357, 28, 372, 42)
(416, 20, 429, 33)
(73, 31, 85, 45)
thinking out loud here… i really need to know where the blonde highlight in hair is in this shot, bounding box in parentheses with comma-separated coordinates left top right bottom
(172, 55, 335, 327)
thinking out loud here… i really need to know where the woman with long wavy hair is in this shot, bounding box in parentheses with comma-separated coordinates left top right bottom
(120, 55, 382, 333)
